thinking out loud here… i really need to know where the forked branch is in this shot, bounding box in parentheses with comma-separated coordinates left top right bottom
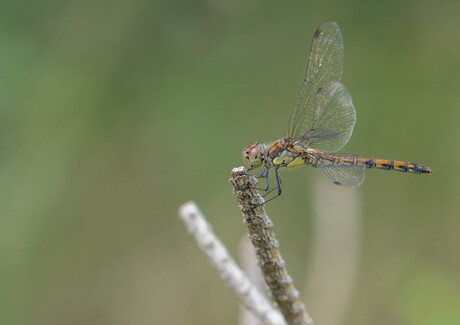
(179, 201, 286, 325)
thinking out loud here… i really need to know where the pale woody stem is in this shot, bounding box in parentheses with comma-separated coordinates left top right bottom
(179, 201, 286, 325)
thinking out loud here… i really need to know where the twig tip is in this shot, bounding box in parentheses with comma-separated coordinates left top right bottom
(178, 201, 199, 219)
(232, 166, 248, 178)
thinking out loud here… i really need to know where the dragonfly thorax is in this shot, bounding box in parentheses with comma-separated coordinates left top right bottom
(242, 141, 267, 169)
(238, 22, 433, 196)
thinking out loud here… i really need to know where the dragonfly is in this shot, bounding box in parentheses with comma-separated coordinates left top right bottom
(242, 21, 433, 201)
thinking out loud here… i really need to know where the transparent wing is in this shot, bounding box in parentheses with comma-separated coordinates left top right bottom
(321, 165, 365, 187)
(288, 22, 356, 151)
(288, 21, 344, 140)
(299, 81, 356, 152)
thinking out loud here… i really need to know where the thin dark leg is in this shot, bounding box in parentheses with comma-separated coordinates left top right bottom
(262, 186, 277, 198)
(257, 169, 267, 177)
(261, 168, 282, 204)
(251, 168, 270, 192)
(274, 168, 282, 196)
(243, 168, 282, 210)
(262, 168, 270, 191)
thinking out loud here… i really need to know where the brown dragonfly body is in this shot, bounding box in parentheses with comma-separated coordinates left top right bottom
(242, 22, 433, 199)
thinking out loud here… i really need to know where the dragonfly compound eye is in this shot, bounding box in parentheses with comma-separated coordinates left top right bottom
(242, 141, 263, 168)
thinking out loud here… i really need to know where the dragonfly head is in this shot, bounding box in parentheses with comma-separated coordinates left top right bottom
(242, 141, 265, 169)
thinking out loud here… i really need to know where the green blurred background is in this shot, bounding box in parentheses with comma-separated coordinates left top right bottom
(1, 0, 459, 324)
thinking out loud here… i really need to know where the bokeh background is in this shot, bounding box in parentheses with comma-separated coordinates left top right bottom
(1, 0, 459, 324)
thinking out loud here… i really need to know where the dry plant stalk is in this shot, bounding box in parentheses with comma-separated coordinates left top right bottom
(230, 166, 312, 325)
(179, 201, 286, 325)
(238, 236, 267, 325)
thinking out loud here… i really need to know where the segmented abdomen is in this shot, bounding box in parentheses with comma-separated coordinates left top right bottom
(309, 152, 433, 174)
(360, 158, 433, 174)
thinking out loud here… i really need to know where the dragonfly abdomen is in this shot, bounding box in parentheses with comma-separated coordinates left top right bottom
(311, 152, 433, 174)
(361, 158, 433, 174)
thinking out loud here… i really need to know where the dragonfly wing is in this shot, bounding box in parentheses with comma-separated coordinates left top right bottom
(288, 21, 344, 140)
(300, 81, 356, 152)
(321, 165, 365, 187)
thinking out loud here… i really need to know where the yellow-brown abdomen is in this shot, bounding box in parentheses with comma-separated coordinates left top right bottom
(361, 158, 433, 174)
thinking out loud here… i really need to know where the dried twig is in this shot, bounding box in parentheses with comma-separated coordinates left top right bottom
(229, 167, 313, 325)
(179, 201, 286, 325)
(238, 237, 266, 325)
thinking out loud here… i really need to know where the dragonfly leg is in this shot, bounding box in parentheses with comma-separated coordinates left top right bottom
(274, 168, 283, 196)
(262, 186, 277, 198)
(242, 168, 264, 191)
(261, 168, 282, 203)
(250, 168, 270, 192)
(261, 168, 270, 191)
(255, 168, 268, 178)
